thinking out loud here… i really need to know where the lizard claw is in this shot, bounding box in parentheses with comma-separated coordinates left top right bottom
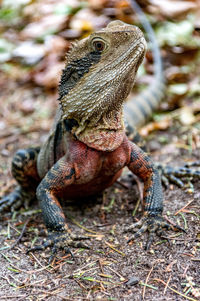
(27, 231, 90, 263)
(124, 215, 185, 249)
(0, 187, 35, 213)
(0, 187, 23, 213)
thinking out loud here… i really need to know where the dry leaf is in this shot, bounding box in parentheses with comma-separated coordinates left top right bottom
(179, 107, 196, 125)
(33, 60, 64, 88)
(21, 15, 67, 39)
(13, 41, 46, 64)
(149, 0, 196, 18)
(139, 119, 171, 136)
(70, 8, 109, 32)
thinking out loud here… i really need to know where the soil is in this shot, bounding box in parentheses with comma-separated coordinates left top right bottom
(0, 84, 200, 301)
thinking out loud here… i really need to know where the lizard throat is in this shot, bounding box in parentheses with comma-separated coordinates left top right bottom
(64, 109, 125, 152)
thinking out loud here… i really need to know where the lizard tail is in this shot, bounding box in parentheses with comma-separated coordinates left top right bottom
(124, 0, 166, 129)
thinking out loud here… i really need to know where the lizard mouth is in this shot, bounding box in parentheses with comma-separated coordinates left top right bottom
(126, 37, 146, 70)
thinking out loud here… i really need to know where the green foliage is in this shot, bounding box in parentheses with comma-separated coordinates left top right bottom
(0, 6, 19, 22)
(0, 39, 14, 63)
(0, 0, 31, 24)
(54, 2, 88, 16)
(156, 18, 200, 47)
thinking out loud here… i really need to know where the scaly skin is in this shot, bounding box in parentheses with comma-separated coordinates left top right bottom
(1, 20, 199, 262)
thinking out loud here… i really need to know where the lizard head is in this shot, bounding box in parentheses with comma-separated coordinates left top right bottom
(59, 20, 146, 138)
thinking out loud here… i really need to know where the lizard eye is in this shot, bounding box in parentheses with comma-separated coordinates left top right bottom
(92, 38, 106, 52)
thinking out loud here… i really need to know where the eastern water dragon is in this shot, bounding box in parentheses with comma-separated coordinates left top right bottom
(1, 1, 199, 261)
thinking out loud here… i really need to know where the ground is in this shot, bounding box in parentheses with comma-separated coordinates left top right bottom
(0, 0, 200, 300)
(0, 83, 200, 300)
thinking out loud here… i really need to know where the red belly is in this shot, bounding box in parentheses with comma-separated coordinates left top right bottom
(57, 169, 123, 199)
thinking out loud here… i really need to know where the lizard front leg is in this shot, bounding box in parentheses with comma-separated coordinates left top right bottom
(27, 157, 89, 262)
(126, 141, 184, 249)
(126, 125, 200, 188)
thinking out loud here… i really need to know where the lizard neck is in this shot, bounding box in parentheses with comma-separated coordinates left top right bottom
(65, 108, 125, 152)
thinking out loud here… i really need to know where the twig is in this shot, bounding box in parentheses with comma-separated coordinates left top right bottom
(132, 198, 141, 217)
(164, 274, 171, 294)
(116, 180, 129, 189)
(105, 242, 125, 257)
(143, 265, 154, 300)
(175, 200, 194, 216)
(9, 218, 30, 250)
(154, 278, 198, 301)
(107, 266, 125, 280)
(68, 215, 100, 234)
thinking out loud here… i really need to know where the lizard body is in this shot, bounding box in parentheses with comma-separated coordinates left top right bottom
(1, 19, 199, 259)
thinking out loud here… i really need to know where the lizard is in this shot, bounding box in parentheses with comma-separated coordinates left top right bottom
(1, 19, 199, 261)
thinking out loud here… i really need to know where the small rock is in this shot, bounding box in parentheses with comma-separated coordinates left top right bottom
(125, 276, 139, 286)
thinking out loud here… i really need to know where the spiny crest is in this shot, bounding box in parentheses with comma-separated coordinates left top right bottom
(65, 40, 79, 58)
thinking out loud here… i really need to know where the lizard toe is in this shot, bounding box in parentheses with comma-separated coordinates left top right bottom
(27, 230, 90, 263)
(156, 163, 200, 188)
(0, 187, 22, 213)
(126, 215, 185, 249)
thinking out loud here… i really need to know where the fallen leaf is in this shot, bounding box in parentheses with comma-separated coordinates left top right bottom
(139, 118, 171, 136)
(21, 15, 67, 39)
(156, 20, 197, 47)
(179, 107, 196, 125)
(0, 39, 14, 63)
(169, 83, 188, 95)
(70, 8, 109, 32)
(12, 41, 46, 64)
(33, 60, 64, 88)
(149, 0, 196, 18)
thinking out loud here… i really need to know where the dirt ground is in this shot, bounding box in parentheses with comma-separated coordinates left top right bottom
(0, 83, 200, 301)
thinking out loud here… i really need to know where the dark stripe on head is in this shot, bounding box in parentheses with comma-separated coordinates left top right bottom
(58, 51, 101, 100)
